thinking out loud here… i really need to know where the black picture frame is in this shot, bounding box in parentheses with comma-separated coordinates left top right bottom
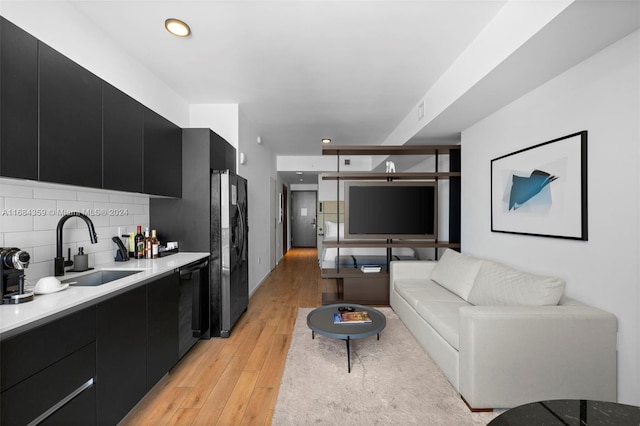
(490, 131, 588, 240)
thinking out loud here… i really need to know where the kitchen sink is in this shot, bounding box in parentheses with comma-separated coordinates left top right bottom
(62, 270, 144, 287)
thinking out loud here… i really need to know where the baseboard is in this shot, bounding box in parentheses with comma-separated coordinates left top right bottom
(461, 395, 493, 413)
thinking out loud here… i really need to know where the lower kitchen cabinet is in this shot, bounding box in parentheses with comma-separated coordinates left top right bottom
(96, 273, 179, 425)
(0, 307, 96, 425)
(1, 273, 181, 426)
(96, 285, 147, 425)
(2, 343, 96, 426)
(40, 376, 96, 426)
(147, 272, 179, 389)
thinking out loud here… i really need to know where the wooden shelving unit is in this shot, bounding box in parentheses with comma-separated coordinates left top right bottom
(322, 145, 459, 156)
(321, 240, 461, 249)
(321, 172, 460, 180)
(320, 144, 461, 305)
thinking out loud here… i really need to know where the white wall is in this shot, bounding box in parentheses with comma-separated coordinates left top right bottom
(189, 104, 239, 151)
(238, 107, 278, 296)
(0, 178, 150, 283)
(462, 31, 640, 405)
(277, 155, 371, 173)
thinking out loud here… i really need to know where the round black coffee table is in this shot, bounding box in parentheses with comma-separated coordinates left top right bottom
(306, 304, 386, 373)
(488, 399, 640, 425)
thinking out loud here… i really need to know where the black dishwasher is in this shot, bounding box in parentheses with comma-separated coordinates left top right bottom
(178, 258, 209, 359)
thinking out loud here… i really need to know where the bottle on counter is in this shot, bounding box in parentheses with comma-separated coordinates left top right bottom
(128, 231, 136, 258)
(144, 227, 152, 259)
(135, 225, 144, 259)
(151, 230, 159, 259)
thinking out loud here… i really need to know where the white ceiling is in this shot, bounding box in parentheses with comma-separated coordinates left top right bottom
(67, 0, 507, 157)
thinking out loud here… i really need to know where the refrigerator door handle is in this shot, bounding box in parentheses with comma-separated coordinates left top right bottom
(238, 201, 248, 260)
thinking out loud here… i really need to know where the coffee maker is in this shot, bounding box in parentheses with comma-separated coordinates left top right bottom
(1, 247, 34, 304)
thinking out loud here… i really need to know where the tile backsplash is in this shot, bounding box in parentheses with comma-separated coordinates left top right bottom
(0, 178, 150, 284)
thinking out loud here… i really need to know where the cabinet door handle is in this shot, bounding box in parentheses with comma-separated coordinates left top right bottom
(180, 261, 208, 276)
(27, 378, 94, 426)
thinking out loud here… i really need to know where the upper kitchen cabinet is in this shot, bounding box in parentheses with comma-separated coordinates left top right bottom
(225, 141, 237, 174)
(208, 129, 236, 173)
(103, 83, 144, 192)
(39, 43, 102, 188)
(209, 129, 227, 171)
(0, 17, 38, 180)
(143, 108, 182, 197)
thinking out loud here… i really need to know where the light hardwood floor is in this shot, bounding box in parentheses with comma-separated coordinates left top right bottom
(121, 248, 328, 425)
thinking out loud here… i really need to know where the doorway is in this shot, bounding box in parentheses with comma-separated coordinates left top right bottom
(290, 191, 317, 248)
(282, 185, 288, 255)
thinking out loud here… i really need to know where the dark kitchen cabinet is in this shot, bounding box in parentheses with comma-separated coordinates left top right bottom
(103, 83, 144, 192)
(226, 141, 237, 173)
(0, 17, 38, 180)
(39, 42, 103, 188)
(1, 19, 186, 197)
(144, 108, 182, 197)
(209, 130, 227, 171)
(96, 274, 179, 424)
(0, 306, 96, 425)
(147, 272, 179, 388)
(96, 285, 147, 426)
(209, 128, 236, 172)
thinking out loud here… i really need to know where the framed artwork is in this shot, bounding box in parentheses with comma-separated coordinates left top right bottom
(491, 131, 587, 240)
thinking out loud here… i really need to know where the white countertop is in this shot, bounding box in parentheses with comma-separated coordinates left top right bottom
(0, 252, 209, 338)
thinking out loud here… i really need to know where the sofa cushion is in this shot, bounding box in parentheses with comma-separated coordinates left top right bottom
(429, 249, 483, 301)
(415, 300, 467, 350)
(395, 279, 466, 309)
(467, 260, 565, 306)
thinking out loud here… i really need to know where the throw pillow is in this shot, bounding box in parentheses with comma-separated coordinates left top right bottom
(324, 221, 344, 239)
(429, 249, 483, 301)
(467, 260, 565, 306)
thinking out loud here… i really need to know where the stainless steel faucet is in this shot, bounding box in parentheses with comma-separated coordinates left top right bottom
(54, 212, 98, 276)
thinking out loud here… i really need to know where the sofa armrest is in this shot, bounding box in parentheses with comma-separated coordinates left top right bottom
(458, 305, 617, 409)
(389, 260, 437, 286)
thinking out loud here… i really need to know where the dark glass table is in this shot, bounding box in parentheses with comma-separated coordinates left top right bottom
(306, 304, 386, 373)
(489, 399, 640, 425)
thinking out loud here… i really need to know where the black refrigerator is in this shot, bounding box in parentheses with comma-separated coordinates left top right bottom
(210, 170, 249, 337)
(150, 128, 248, 338)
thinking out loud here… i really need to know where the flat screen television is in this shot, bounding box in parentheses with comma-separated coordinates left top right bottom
(344, 181, 437, 240)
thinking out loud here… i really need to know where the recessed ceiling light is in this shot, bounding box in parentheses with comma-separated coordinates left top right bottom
(296, 171, 304, 175)
(165, 18, 191, 37)
(321, 138, 332, 144)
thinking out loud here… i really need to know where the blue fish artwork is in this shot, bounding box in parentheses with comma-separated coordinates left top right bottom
(509, 169, 558, 210)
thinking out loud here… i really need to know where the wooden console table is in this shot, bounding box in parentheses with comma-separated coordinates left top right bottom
(322, 268, 389, 306)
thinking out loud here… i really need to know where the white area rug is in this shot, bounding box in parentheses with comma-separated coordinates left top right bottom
(272, 308, 499, 425)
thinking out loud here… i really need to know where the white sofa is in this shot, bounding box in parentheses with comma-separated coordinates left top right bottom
(389, 249, 618, 410)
